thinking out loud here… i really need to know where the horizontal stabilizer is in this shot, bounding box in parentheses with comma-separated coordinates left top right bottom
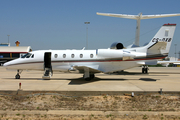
(96, 12, 180, 20)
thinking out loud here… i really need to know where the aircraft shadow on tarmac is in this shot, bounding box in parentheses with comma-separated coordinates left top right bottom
(148, 72, 180, 74)
(4, 78, 69, 80)
(107, 71, 143, 75)
(68, 77, 158, 85)
(4, 78, 41, 80)
(107, 71, 169, 76)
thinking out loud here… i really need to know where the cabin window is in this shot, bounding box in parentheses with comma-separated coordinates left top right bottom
(26, 54, 31, 58)
(21, 53, 28, 58)
(63, 54, 66, 58)
(71, 54, 75, 58)
(54, 54, 58, 58)
(80, 54, 83, 58)
(21, 53, 32, 58)
(90, 54, 93, 58)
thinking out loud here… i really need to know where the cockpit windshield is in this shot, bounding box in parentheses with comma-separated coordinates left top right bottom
(21, 53, 34, 58)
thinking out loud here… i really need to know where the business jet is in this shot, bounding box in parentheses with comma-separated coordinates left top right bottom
(3, 23, 176, 80)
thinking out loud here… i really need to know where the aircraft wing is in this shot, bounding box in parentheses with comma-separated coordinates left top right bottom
(157, 61, 180, 64)
(137, 60, 180, 66)
(137, 60, 158, 65)
(73, 65, 102, 73)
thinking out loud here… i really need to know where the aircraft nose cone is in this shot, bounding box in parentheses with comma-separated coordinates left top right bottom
(3, 61, 15, 69)
(3, 62, 8, 67)
(3, 61, 12, 67)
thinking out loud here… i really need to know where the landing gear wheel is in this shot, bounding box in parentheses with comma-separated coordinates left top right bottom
(90, 74, 95, 79)
(142, 68, 145, 73)
(142, 66, 148, 74)
(15, 74, 20, 79)
(84, 74, 95, 81)
(15, 70, 22, 79)
(145, 68, 148, 74)
(85, 77, 91, 81)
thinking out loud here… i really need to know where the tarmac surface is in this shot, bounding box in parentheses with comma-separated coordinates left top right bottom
(0, 66, 180, 92)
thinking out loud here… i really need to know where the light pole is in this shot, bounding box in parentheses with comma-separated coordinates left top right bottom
(175, 44, 177, 61)
(7, 35, 10, 45)
(84, 22, 90, 49)
(178, 51, 180, 59)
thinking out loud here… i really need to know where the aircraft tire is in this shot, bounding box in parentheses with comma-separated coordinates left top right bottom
(145, 68, 148, 74)
(15, 74, 20, 79)
(142, 68, 145, 73)
(90, 74, 95, 79)
(85, 77, 91, 81)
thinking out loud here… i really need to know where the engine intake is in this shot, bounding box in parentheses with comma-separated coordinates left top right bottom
(110, 42, 124, 49)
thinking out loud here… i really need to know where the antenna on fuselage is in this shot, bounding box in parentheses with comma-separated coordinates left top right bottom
(82, 47, 85, 50)
(96, 12, 180, 47)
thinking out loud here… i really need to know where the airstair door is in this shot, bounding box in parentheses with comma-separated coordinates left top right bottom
(43, 52, 52, 80)
(44, 52, 51, 68)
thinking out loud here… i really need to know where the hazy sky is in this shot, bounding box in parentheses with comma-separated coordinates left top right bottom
(1, 0, 180, 57)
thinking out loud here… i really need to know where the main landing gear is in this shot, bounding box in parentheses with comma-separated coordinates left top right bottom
(84, 74, 95, 81)
(83, 67, 95, 81)
(15, 70, 22, 79)
(142, 65, 148, 74)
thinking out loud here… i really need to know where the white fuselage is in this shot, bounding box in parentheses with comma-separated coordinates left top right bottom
(3, 47, 165, 73)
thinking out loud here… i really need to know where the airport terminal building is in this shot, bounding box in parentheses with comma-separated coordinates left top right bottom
(0, 43, 31, 65)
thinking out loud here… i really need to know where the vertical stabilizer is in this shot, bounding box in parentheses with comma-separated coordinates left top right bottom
(147, 24, 176, 55)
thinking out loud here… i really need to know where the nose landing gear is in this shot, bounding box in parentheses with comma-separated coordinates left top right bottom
(15, 70, 22, 79)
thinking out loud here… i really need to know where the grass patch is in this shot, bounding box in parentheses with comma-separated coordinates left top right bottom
(16, 113, 20, 116)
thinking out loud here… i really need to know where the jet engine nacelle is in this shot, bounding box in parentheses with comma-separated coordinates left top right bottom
(97, 49, 135, 60)
(97, 49, 123, 58)
(110, 42, 124, 49)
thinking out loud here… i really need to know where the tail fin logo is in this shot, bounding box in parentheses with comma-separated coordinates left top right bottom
(152, 38, 172, 43)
